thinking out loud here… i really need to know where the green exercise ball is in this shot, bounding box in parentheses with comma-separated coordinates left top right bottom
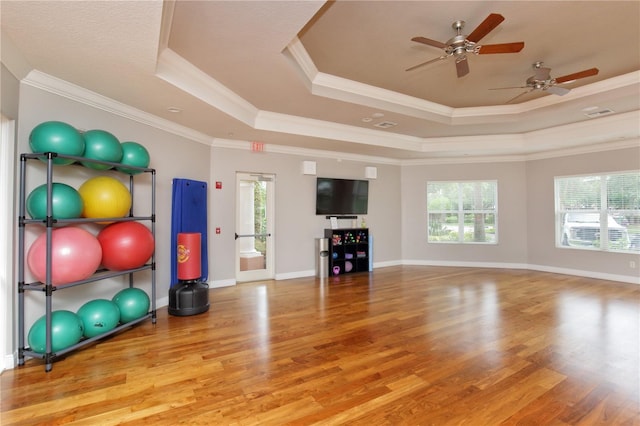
(29, 121, 85, 165)
(80, 129, 123, 170)
(27, 310, 84, 354)
(77, 299, 121, 338)
(112, 288, 150, 323)
(116, 142, 150, 174)
(26, 183, 83, 220)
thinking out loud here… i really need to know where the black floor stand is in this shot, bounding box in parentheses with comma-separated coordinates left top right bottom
(168, 280, 210, 316)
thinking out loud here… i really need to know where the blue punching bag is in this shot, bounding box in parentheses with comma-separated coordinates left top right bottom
(170, 179, 209, 286)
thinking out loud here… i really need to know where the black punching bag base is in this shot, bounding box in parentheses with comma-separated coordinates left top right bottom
(168, 280, 210, 316)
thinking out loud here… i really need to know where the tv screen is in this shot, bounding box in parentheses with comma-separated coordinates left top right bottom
(316, 177, 369, 215)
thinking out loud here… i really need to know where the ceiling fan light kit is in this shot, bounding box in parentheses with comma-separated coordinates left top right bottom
(407, 13, 525, 78)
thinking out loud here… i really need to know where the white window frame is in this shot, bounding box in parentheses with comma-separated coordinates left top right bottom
(555, 171, 640, 253)
(427, 180, 498, 245)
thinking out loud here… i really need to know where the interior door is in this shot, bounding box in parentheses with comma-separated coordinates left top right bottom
(235, 172, 275, 282)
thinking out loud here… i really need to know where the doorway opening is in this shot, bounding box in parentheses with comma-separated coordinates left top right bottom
(235, 172, 275, 282)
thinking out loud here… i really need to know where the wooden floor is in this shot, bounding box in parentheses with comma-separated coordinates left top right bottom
(2, 266, 639, 425)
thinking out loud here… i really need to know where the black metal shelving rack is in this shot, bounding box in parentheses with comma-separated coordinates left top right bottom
(17, 152, 156, 372)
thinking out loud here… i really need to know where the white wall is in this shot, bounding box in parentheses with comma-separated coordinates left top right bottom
(526, 146, 640, 279)
(209, 148, 402, 281)
(3, 71, 639, 370)
(400, 160, 529, 267)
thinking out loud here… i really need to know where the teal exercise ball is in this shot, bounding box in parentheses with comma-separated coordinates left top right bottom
(112, 288, 150, 323)
(116, 142, 150, 174)
(29, 121, 85, 165)
(77, 299, 121, 338)
(26, 183, 83, 220)
(28, 310, 84, 354)
(81, 129, 123, 170)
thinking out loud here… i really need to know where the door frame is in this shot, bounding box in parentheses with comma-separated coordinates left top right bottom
(1, 115, 16, 370)
(235, 172, 275, 282)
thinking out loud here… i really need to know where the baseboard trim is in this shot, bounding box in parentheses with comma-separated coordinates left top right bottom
(401, 259, 639, 285)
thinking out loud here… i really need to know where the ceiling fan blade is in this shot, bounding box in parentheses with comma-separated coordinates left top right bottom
(506, 89, 534, 104)
(488, 85, 529, 90)
(467, 13, 504, 43)
(547, 86, 571, 96)
(405, 55, 447, 72)
(411, 36, 447, 49)
(456, 57, 469, 77)
(555, 67, 599, 84)
(478, 42, 525, 54)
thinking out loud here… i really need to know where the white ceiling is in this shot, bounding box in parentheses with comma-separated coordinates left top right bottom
(2, 1, 639, 162)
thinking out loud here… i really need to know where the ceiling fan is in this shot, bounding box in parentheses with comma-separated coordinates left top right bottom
(490, 61, 600, 103)
(406, 13, 524, 78)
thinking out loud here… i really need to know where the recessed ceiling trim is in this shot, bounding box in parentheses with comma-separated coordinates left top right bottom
(419, 110, 640, 154)
(22, 69, 214, 146)
(284, 34, 319, 85)
(287, 37, 640, 126)
(312, 71, 455, 124)
(156, 48, 259, 126)
(213, 137, 402, 165)
(157, 47, 425, 151)
(256, 110, 423, 151)
(523, 109, 640, 149)
(24, 69, 639, 164)
(421, 134, 524, 153)
(158, 0, 176, 51)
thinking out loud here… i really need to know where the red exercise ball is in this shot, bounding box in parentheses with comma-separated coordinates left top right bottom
(97, 222, 154, 271)
(27, 227, 102, 285)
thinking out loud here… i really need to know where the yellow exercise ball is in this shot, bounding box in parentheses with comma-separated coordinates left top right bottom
(78, 176, 132, 222)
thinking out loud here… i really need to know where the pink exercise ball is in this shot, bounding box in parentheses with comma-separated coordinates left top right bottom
(97, 221, 154, 271)
(27, 227, 102, 285)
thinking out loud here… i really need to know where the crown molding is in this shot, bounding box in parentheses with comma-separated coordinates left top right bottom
(211, 137, 401, 165)
(19, 68, 406, 164)
(21, 69, 639, 167)
(21, 70, 214, 146)
(525, 138, 639, 162)
(286, 37, 640, 126)
(157, 48, 425, 150)
(156, 49, 259, 127)
(255, 110, 423, 151)
(311, 71, 456, 124)
(412, 110, 640, 161)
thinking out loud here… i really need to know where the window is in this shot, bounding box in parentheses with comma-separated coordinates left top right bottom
(555, 171, 640, 252)
(427, 180, 498, 244)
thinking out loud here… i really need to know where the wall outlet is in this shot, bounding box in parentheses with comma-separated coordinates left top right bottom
(630, 260, 637, 269)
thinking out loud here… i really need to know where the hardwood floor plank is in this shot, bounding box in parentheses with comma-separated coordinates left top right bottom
(2, 266, 638, 425)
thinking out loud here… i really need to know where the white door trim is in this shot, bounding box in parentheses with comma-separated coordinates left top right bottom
(235, 172, 275, 282)
(1, 115, 16, 370)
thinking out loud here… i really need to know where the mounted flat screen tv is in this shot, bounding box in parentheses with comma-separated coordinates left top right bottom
(316, 177, 369, 215)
